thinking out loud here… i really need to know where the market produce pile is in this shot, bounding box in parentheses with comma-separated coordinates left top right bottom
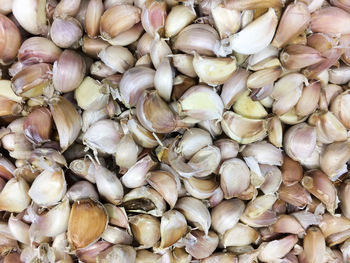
(1, 0, 350, 262)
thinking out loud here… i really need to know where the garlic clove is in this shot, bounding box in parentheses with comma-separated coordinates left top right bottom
(98, 46, 135, 74)
(172, 247, 192, 263)
(184, 230, 219, 259)
(106, 22, 144, 46)
(271, 215, 304, 235)
(50, 96, 82, 151)
(165, 5, 196, 38)
(50, 17, 83, 49)
(0, 156, 15, 180)
(137, 32, 153, 56)
(187, 145, 221, 178)
(272, 2, 310, 48)
(141, 0, 166, 37)
(115, 133, 139, 169)
(154, 57, 174, 102)
(135, 249, 161, 263)
(127, 118, 159, 148)
(260, 164, 282, 194)
(221, 223, 259, 248)
(242, 141, 283, 166)
(76, 241, 112, 263)
(66, 181, 99, 201)
(201, 252, 237, 263)
(150, 35, 172, 69)
(258, 235, 298, 263)
(211, 4, 240, 39)
(28, 168, 67, 207)
(198, 119, 223, 138)
(295, 81, 321, 117)
(172, 54, 197, 78)
(101, 225, 133, 246)
(303, 227, 325, 263)
(225, 0, 284, 10)
(329, 65, 350, 85)
(229, 8, 278, 55)
(23, 107, 52, 145)
(339, 180, 350, 219)
(246, 66, 282, 90)
(267, 116, 283, 148)
(8, 214, 30, 245)
(278, 183, 312, 207)
(0, 177, 30, 213)
(183, 176, 218, 200)
(0, 14, 21, 65)
(104, 204, 129, 230)
(175, 196, 211, 235)
(233, 90, 268, 119)
(135, 54, 152, 67)
(53, 49, 86, 93)
(214, 139, 239, 161)
(179, 85, 224, 121)
(0, 0, 13, 15)
(12, 0, 47, 35)
(160, 210, 187, 248)
(54, 0, 81, 18)
(0, 80, 22, 103)
(96, 245, 136, 263)
(84, 0, 103, 38)
(69, 159, 96, 183)
(82, 108, 108, 133)
(68, 199, 108, 250)
(219, 158, 250, 199)
(221, 111, 267, 144)
(129, 214, 160, 247)
(82, 35, 110, 59)
(281, 154, 303, 186)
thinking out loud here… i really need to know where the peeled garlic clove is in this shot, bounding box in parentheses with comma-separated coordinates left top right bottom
(119, 66, 155, 108)
(302, 170, 337, 214)
(98, 46, 135, 74)
(68, 199, 108, 250)
(154, 58, 173, 102)
(211, 4, 240, 39)
(165, 5, 196, 38)
(184, 230, 219, 259)
(178, 128, 212, 160)
(219, 158, 250, 199)
(94, 164, 124, 205)
(129, 214, 160, 248)
(295, 81, 321, 117)
(272, 215, 304, 234)
(28, 169, 66, 207)
(175, 196, 211, 235)
(50, 17, 83, 48)
(174, 24, 220, 56)
(136, 90, 179, 133)
(160, 210, 187, 248)
(192, 53, 237, 85)
(230, 8, 278, 55)
(100, 4, 141, 42)
(11, 63, 52, 97)
(221, 111, 267, 144)
(127, 118, 158, 148)
(12, 0, 47, 35)
(272, 2, 310, 48)
(122, 186, 166, 217)
(53, 49, 86, 93)
(84, 0, 103, 38)
(146, 170, 178, 208)
(211, 199, 244, 235)
(281, 154, 303, 186)
(50, 96, 82, 151)
(258, 235, 298, 263)
(179, 85, 224, 121)
(233, 90, 268, 119)
(303, 227, 325, 263)
(96, 244, 136, 263)
(242, 141, 283, 166)
(23, 107, 52, 145)
(320, 141, 350, 179)
(0, 80, 22, 103)
(278, 183, 312, 207)
(66, 181, 99, 201)
(8, 214, 30, 245)
(225, 0, 283, 10)
(246, 66, 282, 90)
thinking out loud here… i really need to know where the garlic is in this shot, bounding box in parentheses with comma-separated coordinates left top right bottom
(107, 22, 144, 46)
(278, 183, 312, 207)
(50, 96, 82, 151)
(295, 81, 321, 117)
(183, 176, 218, 199)
(119, 66, 155, 108)
(101, 226, 132, 246)
(225, 0, 284, 10)
(135, 249, 161, 263)
(175, 197, 211, 235)
(150, 35, 172, 69)
(122, 186, 166, 217)
(96, 245, 136, 263)
(8, 214, 30, 245)
(229, 8, 278, 55)
(221, 223, 259, 247)
(129, 214, 160, 248)
(53, 49, 86, 93)
(198, 119, 223, 137)
(50, 17, 83, 48)
(272, 215, 304, 234)
(66, 181, 99, 201)
(172, 54, 197, 78)
(0, 156, 15, 180)
(260, 165, 282, 194)
(246, 66, 282, 90)
(219, 158, 250, 199)
(100, 4, 141, 42)
(159, 210, 187, 248)
(211, 5, 240, 39)
(82, 36, 110, 59)
(127, 118, 159, 148)
(84, 0, 103, 38)
(76, 241, 112, 262)
(23, 107, 52, 145)
(329, 65, 350, 85)
(184, 230, 219, 259)
(154, 58, 173, 102)
(54, 0, 81, 18)
(340, 180, 350, 219)
(258, 235, 298, 263)
(141, 0, 166, 37)
(12, 0, 47, 35)
(165, 5, 196, 38)
(0, 80, 22, 103)
(178, 128, 212, 160)
(28, 168, 67, 207)
(303, 227, 325, 263)
(281, 154, 303, 186)
(75, 77, 109, 110)
(201, 253, 237, 263)
(174, 24, 220, 56)
(69, 159, 96, 183)
(135, 54, 152, 67)
(0, 0, 13, 15)
(272, 2, 310, 48)
(81, 108, 108, 132)
(248, 45, 279, 67)
(221, 111, 267, 144)
(242, 141, 283, 166)
(104, 205, 129, 230)
(179, 85, 224, 121)
(137, 33, 153, 56)
(98, 46, 135, 73)
(267, 116, 282, 148)
(68, 199, 108, 250)
(233, 90, 268, 119)
(221, 69, 249, 109)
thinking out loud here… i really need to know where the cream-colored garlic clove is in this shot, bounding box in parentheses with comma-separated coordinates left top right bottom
(177, 128, 212, 160)
(214, 139, 239, 161)
(278, 183, 312, 208)
(103, 204, 129, 230)
(96, 245, 136, 263)
(272, 2, 310, 48)
(107, 22, 144, 46)
(225, 0, 283, 10)
(0, 80, 22, 103)
(137, 33, 153, 56)
(175, 196, 211, 235)
(53, 49, 86, 93)
(198, 119, 223, 137)
(172, 54, 197, 78)
(50, 17, 83, 48)
(98, 46, 135, 74)
(221, 111, 267, 144)
(331, 90, 350, 129)
(94, 164, 124, 205)
(160, 210, 187, 248)
(122, 186, 166, 217)
(154, 57, 174, 102)
(135, 249, 161, 263)
(220, 158, 250, 199)
(165, 5, 196, 38)
(129, 214, 160, 248)
(50, 96, 82, 151)
(183, 176, 218, 200)
(119, 66, 155, 108)
(81, 36, 110, 59)
(28, 168, 67, 207)
(141, 0, 166, 37)
(211, 4, 240, 39)
(258, 235, 298, 263)
(246, 66, 282, 91)
(12, 0, 47, 35)
(267, 116, 283, 148)
(229, 8, 278, 55)
(184, 230, 219, 259)
(8, 214, 30, 245)
(173, 247, 192, 263)
(179, 85, 224, 121)
(260, 164, 282, 195)
(101, 225, 133, 245)
(150, 35, 172, 69)
(121, 155, 157, 188)
(221, 223, 259, 248)
(66, 181, 99, 201)
(127, 118, 159, 148)
(82, 108, 108, 133)
(187, 145, 221, 178)
(242, 141, 283, 166)
(0, 0, 13, 15)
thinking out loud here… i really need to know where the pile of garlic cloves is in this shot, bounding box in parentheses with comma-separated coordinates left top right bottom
(1, 0, 350, 262)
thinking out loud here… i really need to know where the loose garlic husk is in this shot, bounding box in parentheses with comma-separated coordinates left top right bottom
(75, 77, 109, 110)
(68, 199, 108, 250)
(229, 8, 278, 55)
(184, 230, 219, 259)
(165, 5, 196, 38)
(50, 17, 83, 48)
(129, 214, 160, 248)
(98, 46, 135, 74)
(12, 0, 47, 35)
(66, 181, 99, 201)
(28, 168, 67, 207)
